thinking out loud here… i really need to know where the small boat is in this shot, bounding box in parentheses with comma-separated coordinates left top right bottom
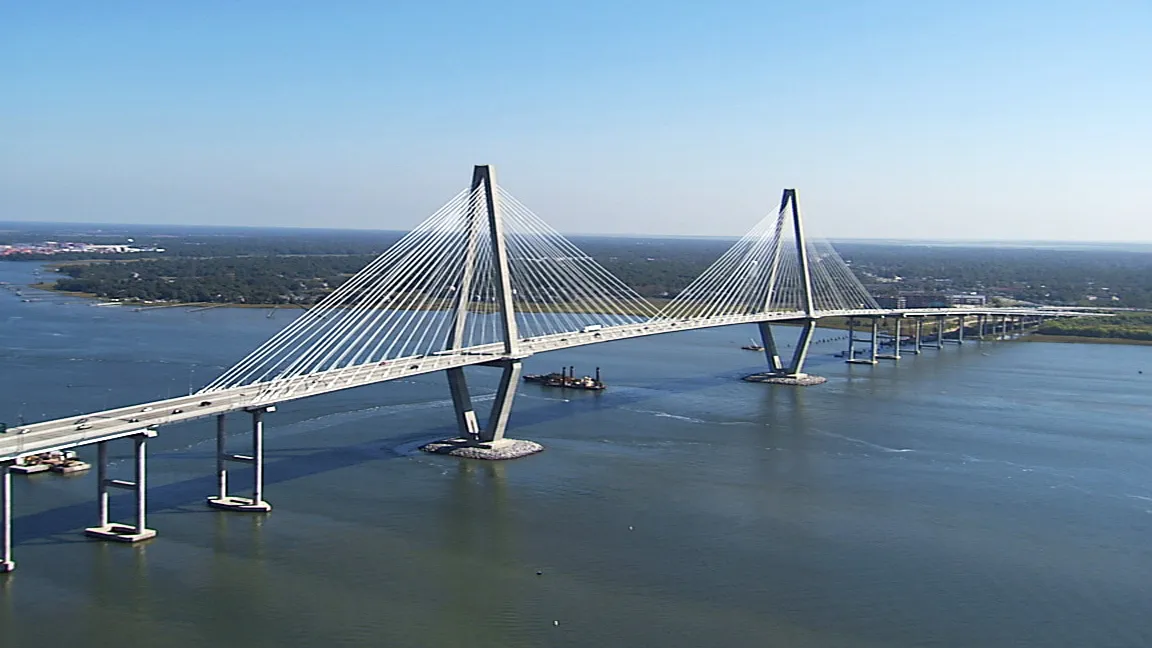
(741, 338, 765, 351)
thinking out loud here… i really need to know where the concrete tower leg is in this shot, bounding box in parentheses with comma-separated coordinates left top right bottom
(208, 407, 274, 512)
(913, 317, 923, 354)
(1, 461, 14, 573)
(957, 314, 965, 344)
(787, 319, 818, 375)
(758, 322, 786, 374)
(480, 360, 522, 443)
(86, 432, 158, 542)
(447, 367, 481, 440)
(760, 320, 817, 376)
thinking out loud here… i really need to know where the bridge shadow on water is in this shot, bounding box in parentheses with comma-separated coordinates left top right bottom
(11, 362, 788, 547)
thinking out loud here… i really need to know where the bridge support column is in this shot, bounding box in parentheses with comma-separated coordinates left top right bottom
(846, 319, 856, 361)
(956, 315, 965, 344)
(878, 317, 901, 361)
(847, 318, 878, 365)
(978, 314, 987, 339)
(912, 317, 923, 354)
(447, 367, 481, 441)
(1, 461, 13, 573)
(207, 408, 274, 512)
(942, 315, 961, 344)
(927, 316, 944, 349)
(446, 360, 523, 443)
(424, 361, 541, 458)
(85, 432, 158, 543)
(481, 360, 522, 443)
(757, 320, 817, 377)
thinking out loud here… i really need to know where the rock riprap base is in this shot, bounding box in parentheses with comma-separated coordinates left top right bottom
(420, 438, 544, 460)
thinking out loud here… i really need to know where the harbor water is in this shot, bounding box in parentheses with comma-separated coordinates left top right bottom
(1, 261, 1151, 647)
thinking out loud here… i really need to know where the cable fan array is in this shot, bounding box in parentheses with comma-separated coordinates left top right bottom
(654, 195, 878, 320)
(202, 183, 658, 392)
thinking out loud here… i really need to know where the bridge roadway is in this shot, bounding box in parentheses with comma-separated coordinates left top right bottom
(0, 306, 1077, 462)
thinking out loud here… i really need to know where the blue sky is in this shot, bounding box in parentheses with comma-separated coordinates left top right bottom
(3, 1, 1150, 240)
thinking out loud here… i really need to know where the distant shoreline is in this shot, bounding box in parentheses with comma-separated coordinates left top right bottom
(23, 281, 1152, 347)
(1021, 334, 1152, 347)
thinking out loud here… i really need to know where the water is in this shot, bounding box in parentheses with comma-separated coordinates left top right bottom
(2, 261, 1151, 647)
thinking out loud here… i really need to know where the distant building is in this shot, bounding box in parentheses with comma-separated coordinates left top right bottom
(900, 293, 950, 308)
(947, 294, 987, 306)
(874, 295, 907, 309)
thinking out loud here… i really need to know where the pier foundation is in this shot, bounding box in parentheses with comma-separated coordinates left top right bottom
(85, 432, 158, 543)
(207, 409, 274, 512)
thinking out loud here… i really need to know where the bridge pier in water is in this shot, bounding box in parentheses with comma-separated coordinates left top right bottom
(747, 319, 821, 383)
(2, 461, 13, 572)
(85, 431, 158, 543)
(446, 360, 523, 444)
(207, 408, 274, 512)
(846, 318, 879, 365)
(877, 317, 902, 361)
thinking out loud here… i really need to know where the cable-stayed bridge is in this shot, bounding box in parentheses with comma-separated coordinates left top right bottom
(0, 165, 1082, 571)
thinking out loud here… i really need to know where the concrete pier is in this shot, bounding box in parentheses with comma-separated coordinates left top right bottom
(923, 316, 943, 350)
(85, 432, 158, 543)
(748, 319, 823, 384)
(847, 318, 879, 364)
(424, 360, 541, 459)
(208, 409, 273, 512)
(2, 461, 13, 573)
(878, 317, 901, 361)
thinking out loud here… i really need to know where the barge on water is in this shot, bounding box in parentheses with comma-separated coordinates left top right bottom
(523, 366, 606, 391)
(11, 450, 91, 475)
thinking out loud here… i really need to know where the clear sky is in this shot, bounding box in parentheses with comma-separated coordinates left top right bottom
(3, 1, 1150, 240)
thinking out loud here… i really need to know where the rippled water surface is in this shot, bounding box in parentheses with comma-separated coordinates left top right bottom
(2, 262, 1151, 647)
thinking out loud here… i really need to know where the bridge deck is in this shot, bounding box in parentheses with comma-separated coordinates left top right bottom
(0, 307, 1079, 462)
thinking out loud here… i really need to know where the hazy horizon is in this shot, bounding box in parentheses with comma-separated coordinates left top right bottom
(3, 2, 1150, 241)
(5, 219, 1152, 252)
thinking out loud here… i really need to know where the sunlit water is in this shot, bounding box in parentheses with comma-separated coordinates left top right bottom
(2, 262, 1151, 647)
